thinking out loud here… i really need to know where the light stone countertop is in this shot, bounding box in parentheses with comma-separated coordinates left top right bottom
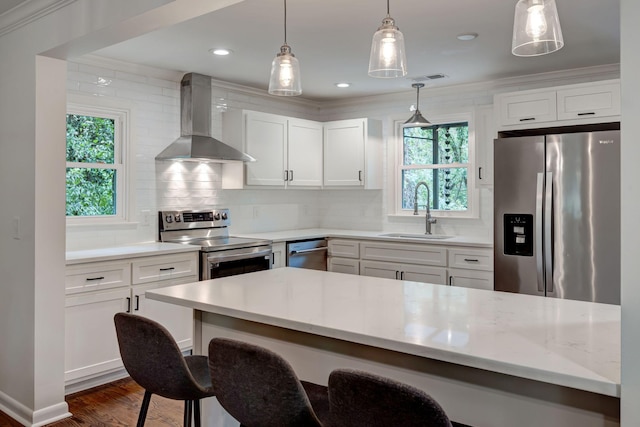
(234, 228, 492, 248)
(146, 267, 620, 398)
(65, 242, 200, 265)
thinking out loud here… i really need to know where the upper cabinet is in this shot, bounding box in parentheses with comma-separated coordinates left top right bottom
(494, 79, 620, 131)
(474, 105, 495, 188)
(323, 118, 383, 189)
(222, 111, 382, 190)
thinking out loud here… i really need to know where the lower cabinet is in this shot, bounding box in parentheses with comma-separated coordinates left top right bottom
(64, 251, 198, 393)
(360, 260, 447, 285)
(328, 237, 493, 290)
(272, 242, 286, 268)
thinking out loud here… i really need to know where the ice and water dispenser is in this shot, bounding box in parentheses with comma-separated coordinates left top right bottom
(503, 214, 533, 256)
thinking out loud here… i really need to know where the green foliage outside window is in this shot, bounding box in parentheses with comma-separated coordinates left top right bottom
(402, 123, 469, 211)
(66, 114, 117, 216)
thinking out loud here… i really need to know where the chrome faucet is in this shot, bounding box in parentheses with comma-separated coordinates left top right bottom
(413, 181, 437, 234)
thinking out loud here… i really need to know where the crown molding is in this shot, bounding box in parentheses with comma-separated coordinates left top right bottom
(0, 0, 76, 37)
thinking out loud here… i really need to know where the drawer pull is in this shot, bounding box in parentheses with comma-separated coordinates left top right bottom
(577, 112, 596, 116)
(126, 297, 131, 313)
(86, 276, 105, 281)
(519, 117, 536, 122)
(449, 276, 453, 286)
(159, 267, 175, 271)
(134, 295, 140, 311)
(464, 258, 479, 262)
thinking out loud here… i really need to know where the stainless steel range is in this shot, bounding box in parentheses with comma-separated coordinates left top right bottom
(158, 209, 272, 280)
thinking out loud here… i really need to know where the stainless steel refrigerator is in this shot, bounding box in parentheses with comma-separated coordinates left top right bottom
(493, 130, 620, 305)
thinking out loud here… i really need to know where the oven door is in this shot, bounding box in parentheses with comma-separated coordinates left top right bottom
(201, 245, 272, 280)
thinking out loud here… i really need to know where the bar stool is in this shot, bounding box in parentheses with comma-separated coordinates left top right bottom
(208, 337, 329, 426)
(327, 368, 461, 427)
(114, 313, 216, 427)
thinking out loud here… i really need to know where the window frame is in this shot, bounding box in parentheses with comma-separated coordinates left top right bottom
(66, 94, 134, 226)
(390, 110, 479, 219)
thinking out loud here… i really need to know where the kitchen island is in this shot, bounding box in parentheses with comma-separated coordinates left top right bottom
(146, 267, 620, 427)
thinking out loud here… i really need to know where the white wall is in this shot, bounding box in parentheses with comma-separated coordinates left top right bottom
(65, 57, 620, 249)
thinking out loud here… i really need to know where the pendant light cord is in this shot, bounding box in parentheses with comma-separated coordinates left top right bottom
(415, 85, 420, 110)
(386, 0, 390, 17)
(283, 0, 287, 44)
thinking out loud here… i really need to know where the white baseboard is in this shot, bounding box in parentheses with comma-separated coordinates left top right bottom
(0, 389, 70, 427)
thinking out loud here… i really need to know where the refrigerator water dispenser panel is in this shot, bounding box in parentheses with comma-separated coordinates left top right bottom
(504, 214, 533, 256)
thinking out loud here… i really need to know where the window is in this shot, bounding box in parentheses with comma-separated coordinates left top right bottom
(66, 99, 131, 223)
(398, 120, 472, 216)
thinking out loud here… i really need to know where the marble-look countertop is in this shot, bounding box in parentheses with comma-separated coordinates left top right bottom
(234, 228, 492, 248)
(66, 242, 200, 265)
(146, 267, 620, 398)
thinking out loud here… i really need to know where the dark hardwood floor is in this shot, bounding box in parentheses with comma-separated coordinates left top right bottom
(0, 378, 185, 426)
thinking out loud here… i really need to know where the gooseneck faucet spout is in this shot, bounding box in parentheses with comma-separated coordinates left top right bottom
(413, 181, 437, 234)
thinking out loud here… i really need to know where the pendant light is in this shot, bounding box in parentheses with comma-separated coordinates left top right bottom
(368, 0, 407, 78)
(512, 0, 564, 57)
(268, 0, 302, 96)
(403, 83, 431, 128)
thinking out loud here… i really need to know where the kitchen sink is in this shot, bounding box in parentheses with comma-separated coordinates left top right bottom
(378, 233, 452, 240)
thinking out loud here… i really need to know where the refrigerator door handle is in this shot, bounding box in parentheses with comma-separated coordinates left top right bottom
(544, 172, 553, 293)
(536, 173, 545, 293)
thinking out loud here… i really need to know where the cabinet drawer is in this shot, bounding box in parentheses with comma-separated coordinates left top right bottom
(132, 252, 198, 285)
(557, 83, 621, 120)
(360, 260, 447, 285)
(328, 257, 360, 275)
(328, 239, 360, 259)
(360, 241, 446, 267)
(65, 261, 131, 294)
(448, 248, 493, 271)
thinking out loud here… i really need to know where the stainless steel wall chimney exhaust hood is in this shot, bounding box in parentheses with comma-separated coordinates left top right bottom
(156, 73, 255, 163)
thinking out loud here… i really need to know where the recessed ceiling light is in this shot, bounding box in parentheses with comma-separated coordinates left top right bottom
(456, 33, 478, 41)
(210, 48, 232, 56)
(335, 83, 351, 88)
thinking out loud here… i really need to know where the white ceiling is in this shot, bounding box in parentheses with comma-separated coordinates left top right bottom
(9, 0, 622, 102)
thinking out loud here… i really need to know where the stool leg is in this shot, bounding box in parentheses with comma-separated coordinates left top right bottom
(194, 399, 201, 427)
(137, 390, 152, 427)
(184, 400, 193, 427)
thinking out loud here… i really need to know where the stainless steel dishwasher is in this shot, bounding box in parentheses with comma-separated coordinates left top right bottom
(286, 239, 328, 271)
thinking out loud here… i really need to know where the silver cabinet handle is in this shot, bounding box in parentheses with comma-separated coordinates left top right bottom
(544, 172, 553, 293)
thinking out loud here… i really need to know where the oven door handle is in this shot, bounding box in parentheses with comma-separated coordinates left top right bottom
(207, 248, 272, 264)
(289, 247, 328, 256)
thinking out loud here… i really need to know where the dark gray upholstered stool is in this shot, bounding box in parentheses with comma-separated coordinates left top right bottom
(114, 313, 215, 427)
(326, 368, 460, 427)
(208, 337, 328, 427)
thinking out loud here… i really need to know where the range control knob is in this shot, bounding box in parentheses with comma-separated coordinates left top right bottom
(213, 212, 221, 221)
(221, 212, 228, 220)
(165, 214, 173, 223)
(174, 214, 181, 222)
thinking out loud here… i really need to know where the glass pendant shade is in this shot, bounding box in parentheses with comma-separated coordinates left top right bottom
(268, 44, 302, 96)
(368, 16, 407, 78)
(403, 83, 430, 128)
(512, 0, 564, 56)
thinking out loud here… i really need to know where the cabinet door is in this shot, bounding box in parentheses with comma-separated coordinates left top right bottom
(288, 119, 323, 187)
(497, 91, 556, 127)
(245, 111, 287, 186)
(360, 260, 400, 280)
(400, 263, 447, 285)
(324, 119, 365, 186)
(272, 242, 286, 268)
(133, 279, 195, 351)
(328, 257, 360, 275)
(556, 82, 621, 121)
(448, 268, 494, 290)
(328, 239, 360, 258)
(65, 288, 130, 384)
(474, 105, 495, 187)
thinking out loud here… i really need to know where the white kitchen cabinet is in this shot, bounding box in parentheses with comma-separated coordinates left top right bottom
(328, 257, 360, 275)
(360, 241, 447, 267)
(494, 79, 620, 131)
(556, 82, 621, 121)
(222, 110, 322, 188)
(64, 251, 199, 393)
(328, 238, 360, 259)
(474, 105, 495, 188)
(360, 260, 447, 285)
(272, 242, 286, 268)
(447, 268, 494, 290)
(323, 118, 382, 189)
